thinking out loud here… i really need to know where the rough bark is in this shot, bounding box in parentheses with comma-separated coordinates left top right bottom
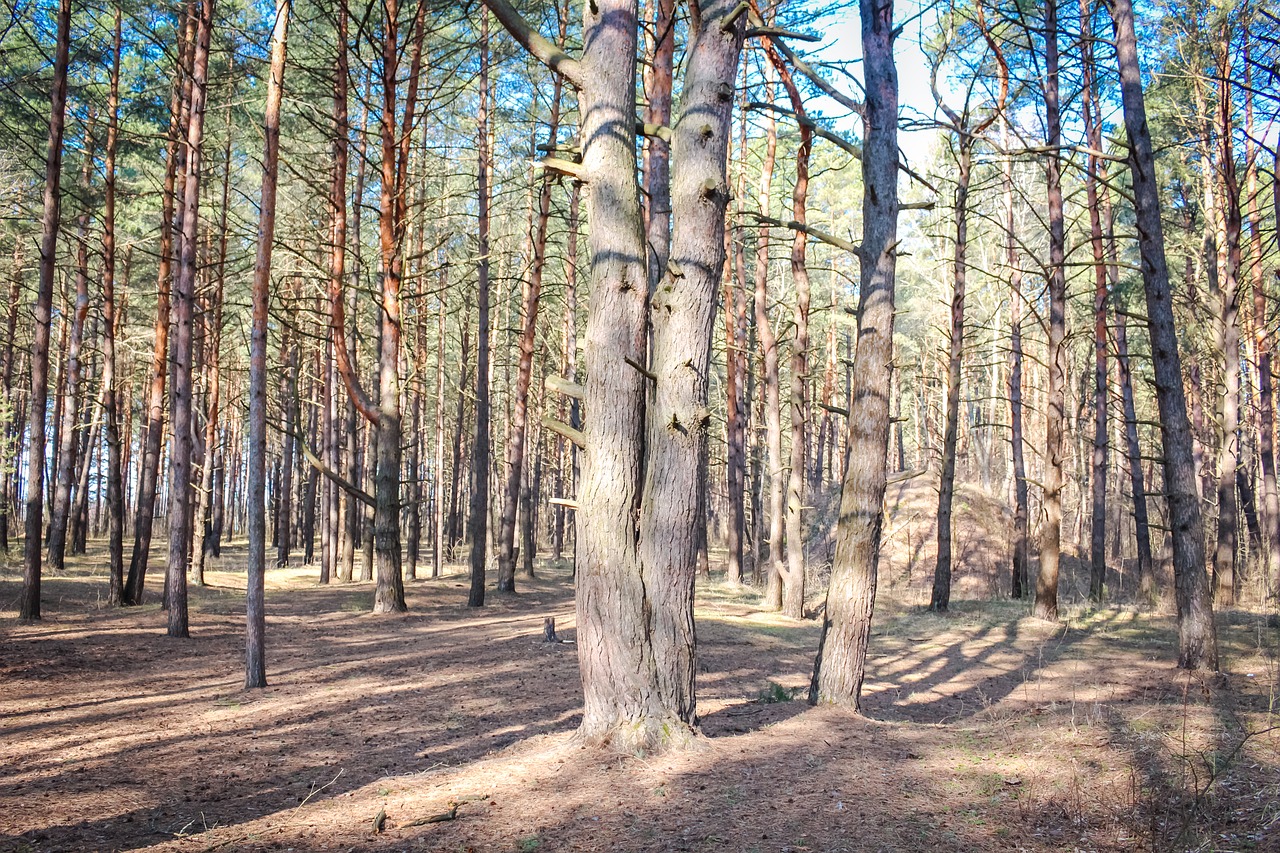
(1212, 55, 1242, 607)
(1110, 0, 1217, 669)
(1035, 0, 1065, 622)
(634, 0, 744, 737)
(810, 0, 898, 708)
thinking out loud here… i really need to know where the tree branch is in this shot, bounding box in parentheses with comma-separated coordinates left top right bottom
(482, 0, 584, 88)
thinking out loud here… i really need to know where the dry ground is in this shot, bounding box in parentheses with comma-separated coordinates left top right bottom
(2, 492, 1279, 853)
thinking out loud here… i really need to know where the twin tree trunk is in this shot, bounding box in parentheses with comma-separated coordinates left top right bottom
(487, 0, 742, 751)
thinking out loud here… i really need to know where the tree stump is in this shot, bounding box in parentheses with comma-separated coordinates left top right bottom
(543, 617, 559, 643)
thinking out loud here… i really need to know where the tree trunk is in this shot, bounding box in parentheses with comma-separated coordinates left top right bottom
(1244, 23, 1279, 596)
(1110, 0, 1217, 669)
(48, 110, 96, 573)
(126, 0, 195, 607)
(1, 243, 23, 554)
(194, 112, 230, 586)
(246, 0, 288, 688)
(166, 0, 214, 638)
(496, 74, 563, 591)
(753, 63, 785, 609)
(1082, 9, 1109, 602)
(810, 0, 897, 707)
(103, 7, 124, 603)
(1213, 58, 1243, 607)
(1035, 0, 1065, 622)
(21, 0, 72, 620)
(433, 274, 447, 577)
(467, 15, 492, 608)
(779, 60, 812, 620)
(931, 139, 971, 613)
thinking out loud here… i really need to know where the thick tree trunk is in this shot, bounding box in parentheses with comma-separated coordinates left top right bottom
(810, 0, 897, 707)
(21, 0, 72, 620)
(630, 0, 744, 740)
(1035, 0, 1066, 622)
(1110, 0, 1217, 669)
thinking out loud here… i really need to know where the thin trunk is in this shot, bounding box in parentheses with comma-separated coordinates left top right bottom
(496, 75, 562, 590)
(166, 0, 214, 638)
(21, 0, 72, 620)
(1244, 22, 1279, 595)
(778, 57, 812, 620)
(104, 6, 124, 603)
(931, 139, 971, 613)
(754, 63, 785, 610)
(1213, 47, 1242, 607)
(1036, 0, 1066, 622)
(246, 0, 288, 688)
(48, 111, 96, 572)
(1083, 10, 1108, 602)
(468, 15, 492, 607)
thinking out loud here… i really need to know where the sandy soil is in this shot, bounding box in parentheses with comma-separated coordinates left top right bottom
(2, 498, 1278, 853)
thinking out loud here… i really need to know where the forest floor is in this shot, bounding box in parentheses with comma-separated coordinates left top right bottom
(3, 503, 1280, 852)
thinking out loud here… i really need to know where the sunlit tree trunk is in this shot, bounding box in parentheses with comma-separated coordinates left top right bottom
(753, 63, 785, 609)
(165, 0, 214, 638)
(246, 0, 288, 688)
(1035, 0, 1065, 622)
(125, 2, 192, 606)
(1110, 0, 1217, 669)
(810, 0, 898, 707)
